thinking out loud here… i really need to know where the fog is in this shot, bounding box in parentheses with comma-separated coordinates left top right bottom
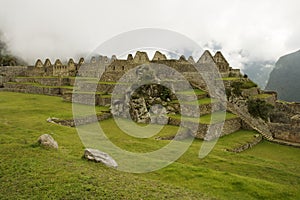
(0, 0, 299, 68)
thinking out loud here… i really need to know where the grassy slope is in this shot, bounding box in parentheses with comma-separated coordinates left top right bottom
(0, 92, 300, 199)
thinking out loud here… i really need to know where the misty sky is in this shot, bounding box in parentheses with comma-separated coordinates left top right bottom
(0, 0, 299, 69)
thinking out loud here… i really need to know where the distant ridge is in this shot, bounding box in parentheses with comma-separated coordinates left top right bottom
(266, 50, 300, 102)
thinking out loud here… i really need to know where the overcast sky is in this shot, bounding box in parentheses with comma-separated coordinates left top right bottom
(0, 0, 299, 68)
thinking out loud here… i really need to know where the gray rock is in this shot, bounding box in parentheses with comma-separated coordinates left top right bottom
(46, 117, 60, 123)
(84, 148, 118, 168)
(38, 134, 58, 149)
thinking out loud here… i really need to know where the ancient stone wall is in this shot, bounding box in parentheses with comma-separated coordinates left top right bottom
(133, 51, 150, 63)
(14, 77, 71, 86)
(3, 83, 61, 95)
(168, 117, 241, 140)
(0, 66, 27, 87)
(0, 66, 27, 77)
(269, 100, 300, 143)
(214, 51, 230, 72)
(228, 134, 262, 153)
(152, 51, 167, 61)
(270, 123, 300, 143)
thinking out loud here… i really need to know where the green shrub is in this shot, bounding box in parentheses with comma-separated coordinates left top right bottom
(247, 99, 274, 121)
(225, 88, 232, 100)
(231, 82, 243, 96)
(161, 86, 171, 101)
(230, 81, 257, 97)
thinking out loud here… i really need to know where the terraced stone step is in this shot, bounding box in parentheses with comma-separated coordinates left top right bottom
(47, 112, 112, 127)
(272, 139, 300, 148)
(227, 102, 274, 141)
(227, 134, 263, 153)
(4, 82, 73, 96)
(15, 76, 74, 86)
(168, 112, 241, 140)
(63, 92, 111, 106)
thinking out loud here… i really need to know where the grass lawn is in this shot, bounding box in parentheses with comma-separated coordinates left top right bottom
(0, 92, 300, 199)
(169, 111, 238, 124)
(253, 93, 273, 99)
(84, 81, 130, 85)
(177, 89, 207, 96)
(221, 77, 241, 81)
(171, 98, 217, 105)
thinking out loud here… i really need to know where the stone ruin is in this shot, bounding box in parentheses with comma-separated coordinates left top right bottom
(24, 57, 85, 77)
(0, 50, 237, 80)
(0, 50, 299, 146)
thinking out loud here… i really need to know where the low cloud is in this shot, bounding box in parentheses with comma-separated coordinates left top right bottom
(0, 0, 299, 67)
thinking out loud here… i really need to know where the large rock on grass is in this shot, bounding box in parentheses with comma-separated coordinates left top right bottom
(38, 134, 58, 149)
(84, 148, 118, 168)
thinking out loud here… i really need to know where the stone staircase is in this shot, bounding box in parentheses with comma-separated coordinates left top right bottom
(209, 93, 300, 148)
(227, 101, 274, 141)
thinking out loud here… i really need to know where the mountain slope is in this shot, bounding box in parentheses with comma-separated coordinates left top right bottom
(266, 50, 300, 102)
(243, 60, 274, 89)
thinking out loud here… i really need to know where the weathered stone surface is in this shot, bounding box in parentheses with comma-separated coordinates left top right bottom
(197, 50, 215, 64)
(270, 123, 300, 143)
(84, 148, 118, 168)
(152, 51, 167, 61)
(35, 59, 43, 68)
(188, 56, 195, 64)
(130, 97, 150, 123)
(168, 116, 241, 140)
(4, 83, 61, 96)
(149, 104, 168, 125)
(227, 101, 274, 140)
(3, 50, 300, 145)
(241, 87, 259, 97)
(46, 112, 112, 127)
(133, 51, 149, 63)
(214, 51, 229, 72)
(37, 134, 58, 149)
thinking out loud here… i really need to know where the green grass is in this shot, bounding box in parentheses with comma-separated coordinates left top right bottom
(241, 81, 258, 89)
(221, 77, 241, 81)
(253, 93, 273, 99)
(173, 98, 217, 105)
(101, 94, 112, 98)
(0, 92, 107, 119)
(199, 112, 237, 124)
(1, 92, 300, 199)
(177, 89, 207, 95)
(84, 81, 131, 85)
(67, 91, 105, 95)
(68, 76, 98, 80)
(16, 76, 61, 79)
(169, 112, 238, 124)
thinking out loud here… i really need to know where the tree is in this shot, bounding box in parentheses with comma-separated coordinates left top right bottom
(248, 99, 274, 121)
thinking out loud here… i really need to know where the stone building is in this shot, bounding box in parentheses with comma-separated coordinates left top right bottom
(214, 51, 229, 72)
